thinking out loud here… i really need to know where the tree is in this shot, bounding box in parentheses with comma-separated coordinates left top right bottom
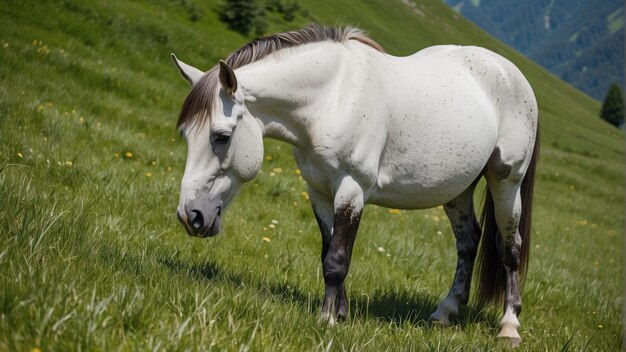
(266, 0, 300, 21)
(219, 0, 267, 36)
(600, 83, 624, 127)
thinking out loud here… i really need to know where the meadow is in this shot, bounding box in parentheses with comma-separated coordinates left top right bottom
(0, 0, 623, 350)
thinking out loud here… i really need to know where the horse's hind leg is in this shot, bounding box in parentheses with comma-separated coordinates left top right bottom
(486, 176, 524, 345)
(430, 182, 481, 325)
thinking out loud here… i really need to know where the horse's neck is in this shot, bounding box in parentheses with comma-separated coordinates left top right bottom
(237, 42, 346, 147)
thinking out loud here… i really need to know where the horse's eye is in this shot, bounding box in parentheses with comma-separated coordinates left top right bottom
(213, 132, 231, 144)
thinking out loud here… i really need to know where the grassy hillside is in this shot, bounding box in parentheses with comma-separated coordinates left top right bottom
(0, 0, 622, 351)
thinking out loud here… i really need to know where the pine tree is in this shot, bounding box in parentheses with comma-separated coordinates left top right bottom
(219, 0, 267, 36)
(600, 83, 624, 127)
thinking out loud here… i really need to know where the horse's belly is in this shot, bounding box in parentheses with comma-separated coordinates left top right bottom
(369, 156, 488, 208)
(368, 122, 496, 209)
(368, 168, 482, 209)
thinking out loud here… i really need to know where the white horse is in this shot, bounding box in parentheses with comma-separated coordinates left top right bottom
(171, 24, 538, 346)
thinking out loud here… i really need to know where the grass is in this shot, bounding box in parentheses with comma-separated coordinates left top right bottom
(0, 0, 623, 350)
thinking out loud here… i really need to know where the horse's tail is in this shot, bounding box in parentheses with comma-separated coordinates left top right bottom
(475, 130, 539, 308)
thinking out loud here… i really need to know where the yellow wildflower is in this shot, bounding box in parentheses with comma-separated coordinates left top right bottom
(17, 152, 23, 158)
(114, 152, 119, 158)
(262, 237, 270, 242)
(300, 191, 309, 200)
(125, 152, 133, 158)
(388, 209, 401, 214)
(294, 169, 301, 175)
(65, 160, 73, 168)
(145, 172, 152, 178)
(269, 224, 276, 229)
(151, 160, 156, 166)
(272, 167, 282, 173)
(377, 247, 385, 253)
(31, 348, 42, 352)
(37, 45, 50, 54)
(265, 155, 273, 161)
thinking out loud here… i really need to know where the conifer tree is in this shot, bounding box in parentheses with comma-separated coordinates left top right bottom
(600, 83, 624, 127)
(219, 0, 267, 36)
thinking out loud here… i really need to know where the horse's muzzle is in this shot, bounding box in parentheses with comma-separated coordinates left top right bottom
(178, 200, 222, 238)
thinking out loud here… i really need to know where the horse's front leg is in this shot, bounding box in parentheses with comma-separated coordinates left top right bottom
(308, 186, 348, 320)
(310, 177, 363, 324)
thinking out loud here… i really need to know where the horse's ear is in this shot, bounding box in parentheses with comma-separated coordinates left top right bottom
(171, 53, 204, 87)
(219, 60, 238, 96)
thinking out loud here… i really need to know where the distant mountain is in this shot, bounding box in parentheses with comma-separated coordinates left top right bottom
(444, 0, 624, 101)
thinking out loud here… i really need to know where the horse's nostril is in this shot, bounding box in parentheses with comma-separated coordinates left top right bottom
(189, 210, 204, 229)
(217, 206, 222, 217)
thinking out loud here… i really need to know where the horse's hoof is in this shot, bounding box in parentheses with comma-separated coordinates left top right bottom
(429, 297, 458, 326)
(428, 312, 451, 326)
(497, 327, 521, 347)
(335, 303, 348, 321)
(336, 311, 347, 322)
(317, 312, 336, 326)
(499, 336, 521, 348)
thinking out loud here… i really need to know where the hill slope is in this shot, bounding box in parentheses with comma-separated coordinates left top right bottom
(0, 0, 622, 350)
(445, 0, 624, 100)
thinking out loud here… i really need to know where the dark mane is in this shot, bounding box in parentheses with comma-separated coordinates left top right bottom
(177, 23, 385, 130)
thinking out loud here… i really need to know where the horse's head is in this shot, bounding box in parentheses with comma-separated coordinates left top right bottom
(171, 54, 263, 237)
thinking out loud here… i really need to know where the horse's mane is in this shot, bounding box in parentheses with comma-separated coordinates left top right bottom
(177, 23, 385, 130)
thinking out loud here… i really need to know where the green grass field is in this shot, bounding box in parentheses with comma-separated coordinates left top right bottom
(0, 0, 623, 350)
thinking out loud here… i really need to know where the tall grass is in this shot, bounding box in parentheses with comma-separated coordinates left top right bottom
(0, 0, 622, 350)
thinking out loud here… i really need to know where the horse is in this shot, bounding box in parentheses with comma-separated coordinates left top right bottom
(171, 24, 538, 346)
